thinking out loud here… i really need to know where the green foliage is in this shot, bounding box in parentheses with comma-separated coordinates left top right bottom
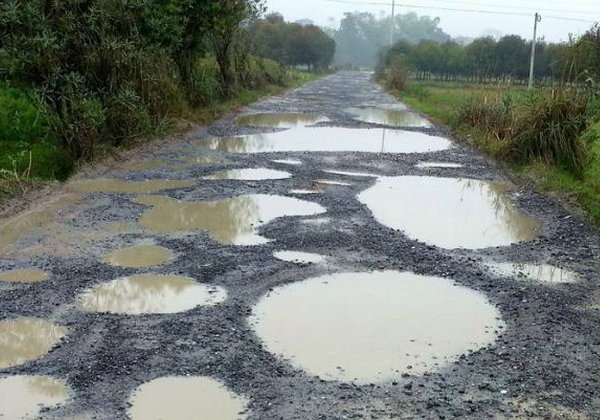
(0, 85, 53, 145)
(384, 56, 409, 91)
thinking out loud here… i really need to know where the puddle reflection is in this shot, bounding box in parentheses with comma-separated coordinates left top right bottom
(0, 375, 71, 420)
(235, 113, 327, 128)
(486, 262, 579, 283)
(204, 168, 291, 181)
(345, 107, 432, 127)
(358, 176, 541, 249)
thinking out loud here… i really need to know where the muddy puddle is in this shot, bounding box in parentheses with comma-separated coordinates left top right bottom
(273, 251, 325, 264)
(272, 159, 302, 165)
(485, 262, 579, 284)
(128, 376, 248, 420)
(204, 168, 292, 181)
(0, 268, 48, 283)
(345, 107, 432, 127)
(289, 189, 322, 195)
(69, 178, 193, 194)
(316, 180, 355, 186)
(78, 274, 227, 315)
(177, 156, 226, 165)
(235, 113, 327, 128)
(0, 375, 71, 420)
(0, 318, 68, 369)
(197, 127, 452, 154)
(250, 271, 503, 383)
(102, 244, 175, 268)
(137, 195, 326, 246)
(358, 176, 541, 249)
(416, 162, 464, 169)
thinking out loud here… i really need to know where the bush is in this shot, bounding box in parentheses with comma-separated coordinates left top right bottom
(385, 56, 409, 91)
(0, 85, 53, 144)
(457, 93, 515, 140)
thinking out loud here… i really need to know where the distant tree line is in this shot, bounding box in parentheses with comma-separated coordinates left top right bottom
(379, 25, 600, 85)
(249, 13, 336, 72)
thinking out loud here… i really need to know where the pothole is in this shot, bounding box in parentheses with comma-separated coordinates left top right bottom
(316, 180, 355, 186)
(273, 251, 326, 264)
(416, 162, 464, 169)
(250, 271, 503, 384)
(0, 318, 68, 369)
(128, 376, 249, 420)
(69, 179, 193, 194)
(136, 195, 326, 246)
(0, 268, 48, 283)
(345, 107, 431, 127)
(204, 168, 292, 181)
(358, 176, 541, 249)
(0, 375, 71, 420)
(272, 159, 302, 165)
(178, 156, 226, 165)
(323, 170, 378, 177)
(289, 189, 322, 195)
(78, 274, 227, 315)
(102, 244, 175, 268)
(235, 113, 327, 128)
(485, 262, 579, 284)
(196, 127, 452, 154)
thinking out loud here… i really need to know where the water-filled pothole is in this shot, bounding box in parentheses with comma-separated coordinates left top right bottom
(250, 271, 503, 383)
(272, 159, 302, 165)
(136, 195, 326, 246)
(0, 268, 48, 283)
(204, 168, 291, 180)
(197, 127, 451, 154)
(178, 156, 226, 165)
(323, 170, 377, 177)
(486, 262, 579, 283)
(78, 274, 227, 315)
(128, 376, 249, 420)
(345, 107, 431, 127)
(274, 251, 325, 264)
(102, 244, 175, 268)
(316, 180, 355, 186)
(358, 176, 541, 249)
(0, 318, 68, 369)
(235, 113, 327, 128)
(0, 375, 71, 420)
(416, 162, 464, 169)
(70, 179, 193, 194)
(289, 189, 322, 195)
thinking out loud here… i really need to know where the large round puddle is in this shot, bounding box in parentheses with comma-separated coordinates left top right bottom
(102, 244, 175, 268)
(0, 375, 71, 420)
(204, 168, 291, 181)
(70, 179, 193, 194)
(78, 274, 227, 315)
(358, 176, 541, 249)
(196, 127, 451, 154)
(0, 318, 68, 369)
(345, 107, 432, 127)
(137, 194, 326, 246)
(128, 376, 249, 420)
(486, 262, 579, 284)
(235, 113, 327, 128)
(0, 268, 48, 283)
(250, 271, 503, 383)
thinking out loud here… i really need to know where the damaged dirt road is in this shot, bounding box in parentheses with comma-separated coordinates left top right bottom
(0, 72, 599, 420)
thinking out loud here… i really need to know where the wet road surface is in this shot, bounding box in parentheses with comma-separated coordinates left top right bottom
(0, 72, 599, 419)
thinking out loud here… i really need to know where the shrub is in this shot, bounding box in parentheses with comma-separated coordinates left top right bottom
(386, 56, 409, 91)
(457, 93, 515, 140)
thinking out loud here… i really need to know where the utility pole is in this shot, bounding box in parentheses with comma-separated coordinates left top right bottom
(389, 0, 396, 47)
(528, 13, 542, 90)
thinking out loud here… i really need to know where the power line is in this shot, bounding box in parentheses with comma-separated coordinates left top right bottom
(323, 0, 598, 23)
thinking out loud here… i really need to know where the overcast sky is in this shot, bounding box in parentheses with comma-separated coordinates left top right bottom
(265, 0, 600, 42)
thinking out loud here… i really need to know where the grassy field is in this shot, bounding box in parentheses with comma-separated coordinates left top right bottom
(395, 83, 600, 225)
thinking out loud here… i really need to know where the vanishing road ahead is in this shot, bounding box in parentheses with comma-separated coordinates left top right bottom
(0, 72, 599, 420)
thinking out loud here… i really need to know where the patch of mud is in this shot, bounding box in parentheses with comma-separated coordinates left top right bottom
(136, 194, 326, 245)
(128, 376, 249, 420)
(359, 176, 541, 249)
(77, 274, 227, 315)
(0, 375, 71, 420)
(250, 271, 503, 383)
(0, 318, 68, 369)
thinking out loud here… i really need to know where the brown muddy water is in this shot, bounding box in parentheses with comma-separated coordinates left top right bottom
(0, 268, 48, 283)
(128, 376, 248, 420)
(0, 375, 71, 420)
(69, 179, 193, 194)
(273, 251, 326, 264)
(102, 244, 175, 269)
(77, 274, 227, 315)
(345, 107, 432, 127)
(136, 194, 326, 246)
(235, 113, 327, 128)
(250, 271, 503, 384)
(204, 168, 292, 181)
(358, 176, 541, 249)
(0, 318, 68, 369)
(196, 127, 452, 154)
(485, 262, 579, 284)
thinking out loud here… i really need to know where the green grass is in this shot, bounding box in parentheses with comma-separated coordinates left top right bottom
(396, 82, 600, 225)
